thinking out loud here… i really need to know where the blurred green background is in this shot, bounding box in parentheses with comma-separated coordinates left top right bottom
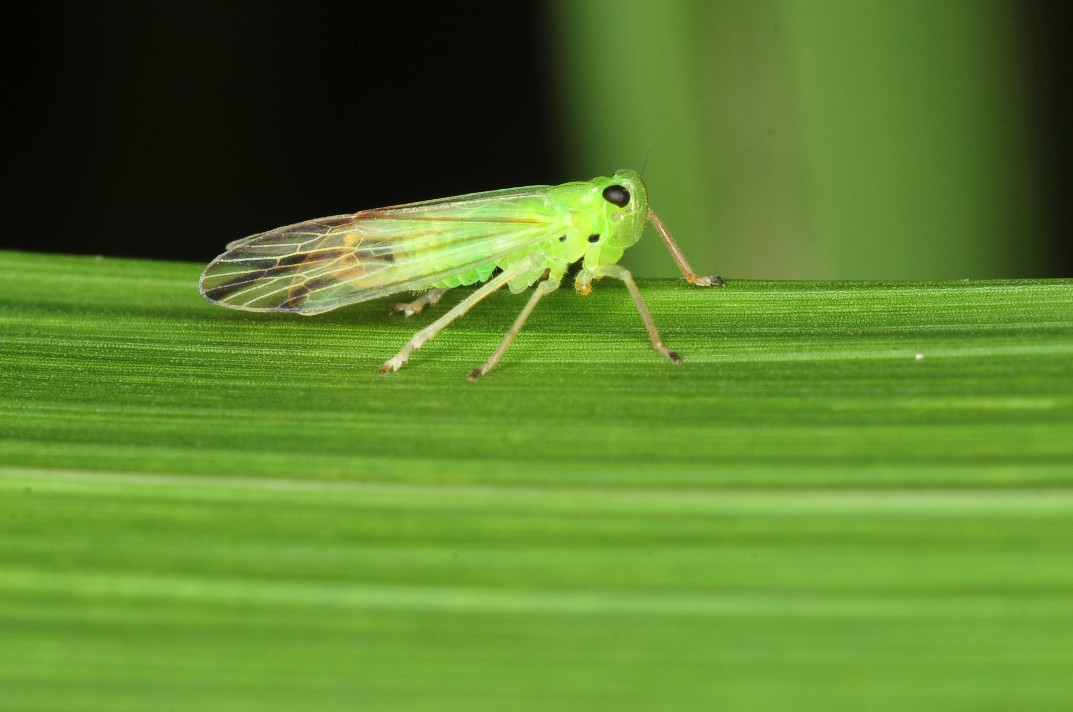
(553, 0, 1046, 280)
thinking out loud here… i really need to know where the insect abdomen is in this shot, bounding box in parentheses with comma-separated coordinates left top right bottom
(433, 262, 497, 289)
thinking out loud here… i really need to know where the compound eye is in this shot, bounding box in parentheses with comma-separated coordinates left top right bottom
(602, 184, 630, 208)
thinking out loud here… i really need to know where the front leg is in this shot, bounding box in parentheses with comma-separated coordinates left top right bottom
(593, 263, 682, 364)
(647, 209, 725, 287)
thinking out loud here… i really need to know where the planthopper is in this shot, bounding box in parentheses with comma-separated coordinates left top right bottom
(199, 170, 723, 380)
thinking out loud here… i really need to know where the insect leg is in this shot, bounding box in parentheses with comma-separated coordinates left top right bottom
(390, 287, 450, 317)
(380, 264, 525, 375)
(468, 277, 561, 382)
(647, 209, 725, 287)
(593, 263, 682, 364)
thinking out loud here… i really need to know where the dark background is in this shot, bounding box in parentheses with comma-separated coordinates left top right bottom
(5, 3, 559, 263)
(1023, 0, 1073, 276)
(3, 2, 1070, 274)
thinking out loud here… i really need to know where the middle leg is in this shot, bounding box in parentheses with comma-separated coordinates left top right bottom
(468, 277, 561, 382)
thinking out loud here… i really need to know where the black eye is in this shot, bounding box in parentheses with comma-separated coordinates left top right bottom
(602, 185, 630, 208)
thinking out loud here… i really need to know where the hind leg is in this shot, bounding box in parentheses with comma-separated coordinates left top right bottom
(381, 268, 521, 375)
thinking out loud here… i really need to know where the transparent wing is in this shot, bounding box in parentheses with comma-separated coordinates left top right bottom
(199, 186, 564, 314)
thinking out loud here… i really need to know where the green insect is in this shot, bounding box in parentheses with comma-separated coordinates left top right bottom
(199, 170, 723, 380)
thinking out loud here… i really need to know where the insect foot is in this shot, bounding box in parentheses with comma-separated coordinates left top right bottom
(467, 365, 490, 382)
(694, 275, 725, 287)
(390, 288, 449, 317)
(379, 357, 406, 375)
(389, 302, 423, 317)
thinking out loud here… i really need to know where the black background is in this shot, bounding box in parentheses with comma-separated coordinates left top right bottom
(4, 2, 1070, 274)
(5, 3, 558, 262)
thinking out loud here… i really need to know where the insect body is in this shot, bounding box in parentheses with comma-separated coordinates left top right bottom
(200, 170, 723, 380)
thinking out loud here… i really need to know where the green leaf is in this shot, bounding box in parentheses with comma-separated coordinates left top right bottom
(3, 250, 1072, 710)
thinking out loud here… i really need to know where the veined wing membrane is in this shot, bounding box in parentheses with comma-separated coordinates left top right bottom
(199, 186, 561, 314)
